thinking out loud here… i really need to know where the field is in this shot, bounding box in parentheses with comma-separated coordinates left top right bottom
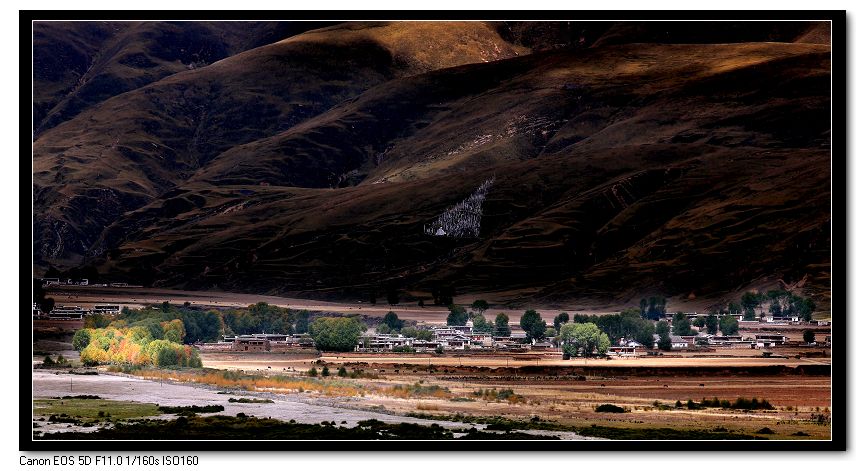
(193, 350, 832, 440)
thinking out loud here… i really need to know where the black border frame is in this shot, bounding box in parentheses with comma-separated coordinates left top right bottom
(21, 9, 847, 452)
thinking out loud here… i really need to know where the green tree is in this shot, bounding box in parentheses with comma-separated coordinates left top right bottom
(382, 311, 404, 331)
(519, 310, 547, 342)
(741, 292, 761, 312)
(635, 323, 655, 348)
(471, 300, 489, 314)
(471, 314, 493, 333)
(560, 323, 610, 357)
(446, 305, 469, 326)
(375, 323, 393, 334)
(309, 317, 366, 352)
(72, 329, 91, 351)
(672, 312, 694, 336)
(553, 312, 570, 332)
(803, 329, 816, 344)
(295, 311, 310, 334)
(692, 317, 706, 328)
(705, 315, 719, 335)
(655, 320, 672, 351)
(657, 334, 672, 351)
(719, 316, 739, 336)
(494, 313, 511, 337)
(727, 302, 741, 315)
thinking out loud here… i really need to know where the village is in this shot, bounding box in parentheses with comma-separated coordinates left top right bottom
(193, 315, 830, 358)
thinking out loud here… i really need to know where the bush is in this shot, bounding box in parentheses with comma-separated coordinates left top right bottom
(307, 368, 318, 377)
(337, 367, 347, 377)
(321, 367, 330, 377)
(72, 329, 91, 352)
(595, 404, 626, 413)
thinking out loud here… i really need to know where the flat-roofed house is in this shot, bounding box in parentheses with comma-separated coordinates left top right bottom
(754, 333, 787, 348)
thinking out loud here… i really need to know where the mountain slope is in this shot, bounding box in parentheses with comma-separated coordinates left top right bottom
(33, 21, 337, 135)
(89, 41, 830, 308)
(33, 21, 527, 267)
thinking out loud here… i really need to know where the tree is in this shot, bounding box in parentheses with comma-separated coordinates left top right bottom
(553, 312, 570, 332)
(471, 314, 493, 333)
(494, 313, 511, 337)
(386, 287, 399, 306)
(643, 296, 667, 320)
(401, 327, 433, 340)
(40, 297, 55, 314)
(519, 310, 547, 342)
(655, 320, 671, 351)
(471, 300, 489, 314)
(432, 285, 454, 306)
(741, 292, 761, 312)
(560, 323, 610, 357)
(692, 317, 706, 328)
(309, 317, 366, 352)
(72, 329, 91, 352)
(705, 315, 719, 335)
(639, 298, 648, 318)
(446, 305, 469, 326)
(295, 311, 310, 334)
(635, 323, 655, 348)
(803, 329, 816, 344)
(418, 299, 425, 308)
(727, 302, 741, 315)
(719, 316, 739, 336)
(162, 319, 185, 344)
(375, 323, 393, 334)
(672, 312, 694, 336)
(382, 311, 404, 331)
(657, 334, 672, 351)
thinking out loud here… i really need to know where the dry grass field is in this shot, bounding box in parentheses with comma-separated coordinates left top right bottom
(198, 350, 831, 440)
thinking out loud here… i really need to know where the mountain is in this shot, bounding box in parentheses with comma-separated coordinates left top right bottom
(33, 21, 339, 135)
(32, 21, 832, 309)
(33, 21, 527, 267)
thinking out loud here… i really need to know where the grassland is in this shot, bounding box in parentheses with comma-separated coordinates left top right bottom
(34, 397, 161, 425)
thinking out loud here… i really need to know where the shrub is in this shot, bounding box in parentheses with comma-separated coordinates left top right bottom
(595, 404, 626, 413)
(321, 367, 330, 377)
(72, 329, 91, 352)
(307, 368, 318, 377)
(337, 367, 347, 377)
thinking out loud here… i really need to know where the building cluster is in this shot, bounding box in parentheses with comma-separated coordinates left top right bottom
(40, 278, 142, 288)
(32, 303, 121, 320)
(661, 311, 826, 326)
(195, 333, 316, 352)
(356, 325, 537, 353)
